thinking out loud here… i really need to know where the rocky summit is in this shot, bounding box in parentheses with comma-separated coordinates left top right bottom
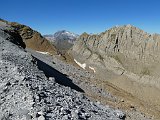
(0, 19, 57, 55)
(70, 25, 160, 118)
(0, 20, 126, 119)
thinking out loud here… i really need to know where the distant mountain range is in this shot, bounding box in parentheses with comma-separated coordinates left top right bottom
(44, 30, 79, 52)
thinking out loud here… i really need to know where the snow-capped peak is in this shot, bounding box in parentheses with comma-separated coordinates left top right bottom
(53, 30, 79, 40)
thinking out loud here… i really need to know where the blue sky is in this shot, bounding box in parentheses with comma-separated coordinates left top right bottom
(0, 0, 160, 35)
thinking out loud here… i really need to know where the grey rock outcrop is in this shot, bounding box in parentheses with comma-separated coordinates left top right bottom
(70, 25, 160, 83)
(0, 22, 125, 119)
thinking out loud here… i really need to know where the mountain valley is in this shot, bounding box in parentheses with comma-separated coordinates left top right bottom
(0, 19, 160, 120)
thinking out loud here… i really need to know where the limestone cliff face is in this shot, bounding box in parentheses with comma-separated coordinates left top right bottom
(70, 25, 160, 88)
(0, 19, 57, 55)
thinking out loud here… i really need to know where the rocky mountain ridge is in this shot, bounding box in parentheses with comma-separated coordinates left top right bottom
(71, 24, 160, 79)
(70, 25, 160, 118)
(0, 19, 57, 55)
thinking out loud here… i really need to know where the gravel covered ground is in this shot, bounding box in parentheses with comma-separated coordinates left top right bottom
(0, 25, 126, 119)
(28, 49, 117, 102)
(27, 49, 152, 120)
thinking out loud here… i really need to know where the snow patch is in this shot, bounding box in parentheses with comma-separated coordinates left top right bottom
(74, 59, 86, 69)
(36, 51, 49, 55)
(89, 66, 96, 73)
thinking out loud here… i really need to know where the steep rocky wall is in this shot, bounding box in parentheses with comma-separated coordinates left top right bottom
(71, 25, 160, 78)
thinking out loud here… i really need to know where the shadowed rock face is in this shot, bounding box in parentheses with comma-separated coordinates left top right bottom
(4, 29, 26, 49)
(0, 20, 26, 49)
(0, 19, 57, 55)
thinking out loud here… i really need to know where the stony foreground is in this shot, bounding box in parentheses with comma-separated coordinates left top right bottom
(0, 23, 125, 119)
(27, 49, 152, 120)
